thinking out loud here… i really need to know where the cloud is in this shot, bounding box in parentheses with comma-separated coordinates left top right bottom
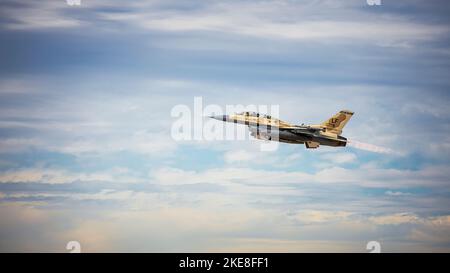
(2, 1, 448, 50)
(223, 148, 300, 167)
(0, 169, 74, 184)
(0, 1, 82, 30)
(409, 215, 450, 244)
(321, 152, 356, 164)
(151, 166, 308, 186)
(2, 201, 449, 252)
(0, 167, 142, 184)
(316, 165, 450, 188)
(55, 130, 178, 156)
(289, 210, 353, 224)
(96, 1, 448, 47)
(385, 191, 412, 197)
(0, 138, 43, 154)
(0, 202, 269, 252)
(1, 0, 450, 253)
(369, 213, 419, 225)
(224, 150, 255, 163)
(0, 77, 180, 157)
(0, 79, 39, 94)
(148, 162, 450, 191)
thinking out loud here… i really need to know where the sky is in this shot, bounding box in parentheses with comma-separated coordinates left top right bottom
(0, 0, 450, 252)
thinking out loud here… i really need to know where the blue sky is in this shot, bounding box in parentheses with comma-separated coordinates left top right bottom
(0, 0, 450, 252)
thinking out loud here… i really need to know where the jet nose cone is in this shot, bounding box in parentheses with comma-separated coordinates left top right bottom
(209, 115, 228, 121)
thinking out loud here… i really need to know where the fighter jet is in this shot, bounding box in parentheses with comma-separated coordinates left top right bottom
(210, 110, 354, 149)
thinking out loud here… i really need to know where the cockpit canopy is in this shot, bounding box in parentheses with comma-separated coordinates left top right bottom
(237, 111, 272, 119)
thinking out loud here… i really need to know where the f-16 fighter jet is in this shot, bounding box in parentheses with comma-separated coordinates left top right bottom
(210, 110, 354, 149)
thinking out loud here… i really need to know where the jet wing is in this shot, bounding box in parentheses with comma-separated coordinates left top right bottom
(248, 125, 272, 141)
(248, 125, 258, 134)
(289, 127, 322, 135)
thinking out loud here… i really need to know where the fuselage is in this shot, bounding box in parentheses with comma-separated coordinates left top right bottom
(210, 111, 349, 149)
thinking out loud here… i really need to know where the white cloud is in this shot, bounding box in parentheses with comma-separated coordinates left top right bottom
(2, 0, 447, 49)
(1, 0, 450, 253)
(0, 79, 39, 94)
(290, 210, 353, 224)
(0, 169, 71, 184)
(93, 1, 449, 48)
(56, 130, 178, 156)
(151, 166, 308, 186)
(224, 150, 256, 163)
(321, 152, 357, 164)
(1, 1, 82, 30)
(0, 167, 142, 184)
(315, 165, 450, 188)
(369, 213, 419, 225)
(0, 138, 43, 154)
(2, 202, 449, 252)
(0, 76, 180, 157)
(385, 191, 412, 196)
(150, 163, 450, 190)
(0, 74, 447, 160)
(223, 148, 300, 167)
(409, 215, 450, 243)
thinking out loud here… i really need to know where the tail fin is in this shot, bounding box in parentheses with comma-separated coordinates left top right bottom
(321, 110, 354, 135)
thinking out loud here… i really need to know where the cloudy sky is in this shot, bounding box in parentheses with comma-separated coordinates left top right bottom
(1, 0, 450, 252)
